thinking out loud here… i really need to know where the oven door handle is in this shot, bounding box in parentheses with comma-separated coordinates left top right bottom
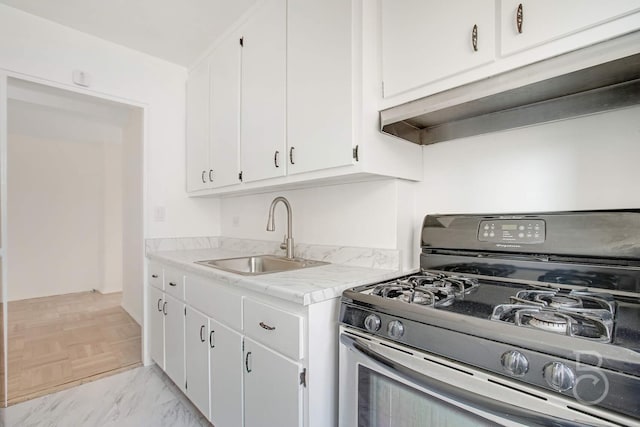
(340, 333, 591, 427)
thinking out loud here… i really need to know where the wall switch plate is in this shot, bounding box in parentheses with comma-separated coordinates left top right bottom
(232, 216, 240, 227)
(154, 206, 166, 222)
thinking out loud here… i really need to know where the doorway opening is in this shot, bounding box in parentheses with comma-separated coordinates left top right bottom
(3, 77, 144, 405)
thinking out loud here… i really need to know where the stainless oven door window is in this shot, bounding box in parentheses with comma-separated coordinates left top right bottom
(339, 329, 626, 427)
(358, 364, 495, 427)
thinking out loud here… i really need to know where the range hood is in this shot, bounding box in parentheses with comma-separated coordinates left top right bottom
(380, 34, 640, 145)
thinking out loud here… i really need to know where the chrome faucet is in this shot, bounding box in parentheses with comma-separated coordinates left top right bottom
(266, 196, 294, 259)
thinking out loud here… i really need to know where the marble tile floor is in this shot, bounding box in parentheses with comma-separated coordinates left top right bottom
(0, 365, 212, 427)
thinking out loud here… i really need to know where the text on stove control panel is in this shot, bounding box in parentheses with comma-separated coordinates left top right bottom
(478, 219, 546, 244)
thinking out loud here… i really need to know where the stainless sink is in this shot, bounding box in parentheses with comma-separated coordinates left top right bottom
(195, 254, 328, 275)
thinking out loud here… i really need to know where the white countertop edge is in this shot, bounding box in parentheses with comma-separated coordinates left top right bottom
(147, 248, 409, 305)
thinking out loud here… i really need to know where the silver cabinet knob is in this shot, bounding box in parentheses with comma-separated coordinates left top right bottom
(501, 350, 529, 376)
(543, 362, 576, 391)
(387, 320, 405, 339)
(364, 314, 381, 332)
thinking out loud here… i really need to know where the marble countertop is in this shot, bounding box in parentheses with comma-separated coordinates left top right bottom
(148, 248, 408, 306)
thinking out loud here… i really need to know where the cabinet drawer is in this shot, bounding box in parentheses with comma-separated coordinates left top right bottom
(148, 262, 163, 290)
(186, 274, 243, 331)
(164, 267, 185, 300)
(244, 298, 303, 360)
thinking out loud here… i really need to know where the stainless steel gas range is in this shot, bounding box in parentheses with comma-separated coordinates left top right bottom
(339, 210, 640, 427)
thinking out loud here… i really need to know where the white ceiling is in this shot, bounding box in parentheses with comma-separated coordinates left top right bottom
(0, 0, 260, 66)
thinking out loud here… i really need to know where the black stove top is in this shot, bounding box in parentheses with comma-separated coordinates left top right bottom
(341, 210, 640, 421)
(357, 268, 640, 350)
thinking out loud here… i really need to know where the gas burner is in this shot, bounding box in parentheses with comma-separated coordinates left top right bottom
(492, 289, 616, 342)
(511, 290, 616, 315)
(548, 295, 582, 308)
(371, 283, 412, 299)
(369, 272, 477, 307)
(397, 287, 456, 307)
(413, 271, 480, 297)
(527, 311, 570, 333)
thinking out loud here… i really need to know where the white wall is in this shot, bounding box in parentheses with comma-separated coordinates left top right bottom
(418, 106, 640, 214)
(122, 108, 144, 324)
(0, 4, 221, 239)
(102, 141, 123, 294)
(221, 106, 640, 271)
(409, 105, 640, 265)
(221, 180, 401, 249)
(6, 128, 121, 301)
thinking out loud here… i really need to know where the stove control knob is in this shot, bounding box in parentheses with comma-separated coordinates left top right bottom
(364, 314, 381, 332)
(543, 362, 576, 391)
(500, 350, 529, 376)
(387, 320, 405, 339)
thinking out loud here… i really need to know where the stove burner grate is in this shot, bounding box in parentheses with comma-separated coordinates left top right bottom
(370, 271, 478, 307)
(491, 289, 616, 342)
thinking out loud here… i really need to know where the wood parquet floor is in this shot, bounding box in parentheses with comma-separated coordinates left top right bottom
(6, 291, 142, 405)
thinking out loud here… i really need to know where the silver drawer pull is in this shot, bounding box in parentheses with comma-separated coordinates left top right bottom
(259, 321, 276, 331)
(517, 3, 524, 34)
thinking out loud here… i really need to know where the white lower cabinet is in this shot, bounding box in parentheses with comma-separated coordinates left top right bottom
(185, 307, 210, 417)
(164, 293, 186, 392)
(149, 261, 338, 427)
(148, 286, 165, 369)
(243, 337, 303, 427)
(210, 319, 244, 427)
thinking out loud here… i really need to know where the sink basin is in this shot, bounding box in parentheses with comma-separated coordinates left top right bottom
(195, 255, 328, 275)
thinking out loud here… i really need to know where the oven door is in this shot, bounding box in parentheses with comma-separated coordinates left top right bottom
(339, 328, 621, 427)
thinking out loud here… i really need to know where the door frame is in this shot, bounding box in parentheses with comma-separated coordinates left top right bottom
(0, 70, 149, 407)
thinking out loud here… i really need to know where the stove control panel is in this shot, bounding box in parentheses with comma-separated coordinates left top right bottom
(478, 219, 545, 244)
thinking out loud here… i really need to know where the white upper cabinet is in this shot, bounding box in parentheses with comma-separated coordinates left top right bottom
(185, 60, 210, 192)
(501, 0, 640, 55)
(240, 0, 287, 183)
(186, 32, 242, 192)
(185, 0, 424, 195)
(381, 0, 496, 98)
(210, 32, 242, 188)
(286, 0, 355, 175)
(380, 1, 640, 106)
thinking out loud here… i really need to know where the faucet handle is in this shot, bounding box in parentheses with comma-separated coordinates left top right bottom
(280, 234, 288, 250)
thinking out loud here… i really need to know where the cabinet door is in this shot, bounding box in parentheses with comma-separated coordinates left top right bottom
(148, 286, 164, 369)
(244, 338, 303, 427)
(286, 0, 354, 174)
(381, 0, 496, 98)
(185, 307, 210, 418)
(240, 0, 287, 183)
(164, 294, 186, 391)
(210, 319, 243, 427)
(186, 59, 211, 192)
(501, 0, 640, 55)
(210, 32, 242, 188)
